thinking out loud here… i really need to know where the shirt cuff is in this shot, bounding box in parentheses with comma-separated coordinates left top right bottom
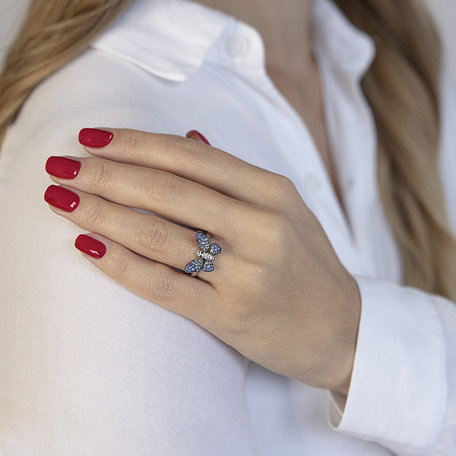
(327, 275, 447, 453)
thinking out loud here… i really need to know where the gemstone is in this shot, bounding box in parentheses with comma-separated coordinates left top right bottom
(209, 243, 221, 255)
(185, 257, 204, 273)
(195, 231, 211, 251)
(203, 261, 214, 272)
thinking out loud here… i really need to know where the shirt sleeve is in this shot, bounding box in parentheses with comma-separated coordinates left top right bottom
(325, 72, 456, 455)
(0, 48, 257, 456)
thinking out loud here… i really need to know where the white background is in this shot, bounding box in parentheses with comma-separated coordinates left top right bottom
(0, 0, 455, 75)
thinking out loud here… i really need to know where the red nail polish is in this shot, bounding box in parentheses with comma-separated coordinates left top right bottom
(186, 130, 211, 145)
(44, 185, 79, 212)
(75, 234, 106, 258)
(45, 156, 81, 179)
(78, 128, 113, 148)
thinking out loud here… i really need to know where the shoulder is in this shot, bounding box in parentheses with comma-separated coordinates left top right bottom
(3, 47, 186, 157)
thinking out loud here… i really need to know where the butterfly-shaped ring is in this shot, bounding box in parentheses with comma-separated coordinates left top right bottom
(184, 230, 222, 274)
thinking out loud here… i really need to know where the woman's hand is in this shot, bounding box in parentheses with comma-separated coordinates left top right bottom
(44, 127, 361, 396)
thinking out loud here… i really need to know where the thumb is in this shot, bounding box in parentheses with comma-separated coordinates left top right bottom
(185, 129, 211, 146)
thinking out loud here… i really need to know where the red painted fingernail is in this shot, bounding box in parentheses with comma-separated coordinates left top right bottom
(78, 128, 113, 148)
(75, 234, 106, 258)
(186, 129, 211, 145)
(44, 185, 79, 212)
(45, 156, 81, 179)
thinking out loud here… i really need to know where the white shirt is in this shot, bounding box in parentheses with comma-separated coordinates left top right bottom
(0, 0, 455, 454)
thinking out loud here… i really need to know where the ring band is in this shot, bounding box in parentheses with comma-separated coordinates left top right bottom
(185, 230, 222, 275)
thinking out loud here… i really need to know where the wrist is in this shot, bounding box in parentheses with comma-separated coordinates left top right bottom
(329, 275, 361, 396)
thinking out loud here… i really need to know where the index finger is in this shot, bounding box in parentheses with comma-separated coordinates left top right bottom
(78, 127, 293, 207)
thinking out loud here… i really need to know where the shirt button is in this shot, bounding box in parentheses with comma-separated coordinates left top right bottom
(225, 34, 250, 58)
(303, 173, 320, 193)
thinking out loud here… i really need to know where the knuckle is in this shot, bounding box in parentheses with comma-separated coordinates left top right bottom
(112, 253, 131, 281)
(122, 129, 142, 158)
(92, 158, 114, 189)
(276, 174, 296, 191)
(162, 172, 184, 198)
(84, 200, 107, 229)
(271, 174, 296, 199)
(153, 272, 178, 301)
(258, 172, 297, 207)
(182, 138, 208, 167)
(182, 134, 206, 154)
(164, 134, 208, 169)
(135, 220, 170, 254)
(150, 171, 184, 202)
(162, 134, 186, 154)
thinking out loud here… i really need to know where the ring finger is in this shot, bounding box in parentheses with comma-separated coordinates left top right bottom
(43, 184, 229, 280)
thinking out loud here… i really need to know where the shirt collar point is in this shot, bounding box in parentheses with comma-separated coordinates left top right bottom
(90, 0, 232, 82)
(312, 0, 376, 78)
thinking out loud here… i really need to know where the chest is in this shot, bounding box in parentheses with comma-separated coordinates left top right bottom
(266, 65, 349, 223)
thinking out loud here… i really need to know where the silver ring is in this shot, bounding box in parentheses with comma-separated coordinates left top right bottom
(185, 230, 221, 275)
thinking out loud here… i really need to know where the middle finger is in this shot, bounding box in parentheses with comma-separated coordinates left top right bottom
(45, 155, 249, 240)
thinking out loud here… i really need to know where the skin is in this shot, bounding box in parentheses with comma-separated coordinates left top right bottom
(44, 128, 362, 398)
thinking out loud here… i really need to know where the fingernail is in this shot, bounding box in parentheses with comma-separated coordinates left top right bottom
(44, 185, 79, 212)
(78, 128, 113, 148)
(75, 234, 106, 259)
(45, 156, 81, 179)
(185, 130, 211, 145)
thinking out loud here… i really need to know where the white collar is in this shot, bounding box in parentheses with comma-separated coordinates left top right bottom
(91, 0, 376, 82)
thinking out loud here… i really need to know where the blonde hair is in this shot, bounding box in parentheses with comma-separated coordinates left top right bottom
(0, 0, 455, 303)
(335, 0, 456, 302)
